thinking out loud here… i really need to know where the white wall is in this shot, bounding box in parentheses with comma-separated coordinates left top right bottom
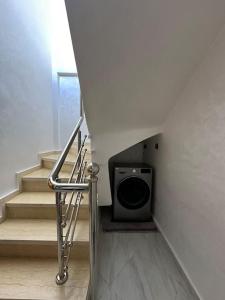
(57, 75, 89, 148)
(144, 26, 225, 300)
(50, 0, 77, 74)
(50, 0, 88, 149)
(66, 0, 225, 205)
(0, 0, 54, 197)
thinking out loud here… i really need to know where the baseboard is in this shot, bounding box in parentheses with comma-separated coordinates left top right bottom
(0, 150, 57, 212)
(153, 217, 203, 300)
(0, 149, 53, 216)
(0, 189, 20, 204)
(16, 164, 40, 191)
(0, 189, 20, 223)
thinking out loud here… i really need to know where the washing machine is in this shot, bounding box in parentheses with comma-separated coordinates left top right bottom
(113, 163, 152, 221)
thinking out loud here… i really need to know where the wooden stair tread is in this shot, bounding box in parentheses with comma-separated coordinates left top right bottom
(0, 257, 89, 300)
(0, 218, 89, 244)
(6, 192, 88, 207)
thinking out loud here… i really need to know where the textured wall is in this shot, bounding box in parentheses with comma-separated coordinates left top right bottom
(144, 26, 225, 300)
(0, 0, 54, 197)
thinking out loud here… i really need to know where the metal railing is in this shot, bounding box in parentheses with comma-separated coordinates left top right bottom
(48, 113, 99, 299)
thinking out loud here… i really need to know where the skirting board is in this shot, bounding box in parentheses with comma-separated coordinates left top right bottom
(0, 149, 58, 220)
(153, 217, 203, 300)
(16, 164, 40, 191)
(0, 189, 20, 223)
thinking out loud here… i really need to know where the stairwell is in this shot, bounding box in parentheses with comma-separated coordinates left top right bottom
(0, 146, 91, 300)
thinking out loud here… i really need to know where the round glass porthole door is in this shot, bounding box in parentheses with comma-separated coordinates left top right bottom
(117, 176, 150, 209)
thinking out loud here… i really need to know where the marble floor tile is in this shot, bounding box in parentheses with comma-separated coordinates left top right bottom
(96, 231, 199, 300)
(96, 274, 112, 300)
(98, 232, 136, 284)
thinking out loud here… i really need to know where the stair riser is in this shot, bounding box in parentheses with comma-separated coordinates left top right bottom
(6, 206, 89, 220)
(0, 243, 89, 259)
(69, 146, 91, 155)
(42, 160, 74, 173)
(42, 159, 91, 174)
(21, 179, 82, 192)
(22, 179, 51, 192)
(66, 149, 92, 159)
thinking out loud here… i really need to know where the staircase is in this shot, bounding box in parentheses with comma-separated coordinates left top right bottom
(0, 146, 91, 300)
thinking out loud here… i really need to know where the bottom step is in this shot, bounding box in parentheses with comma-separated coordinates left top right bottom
(0, 257, 89, 300)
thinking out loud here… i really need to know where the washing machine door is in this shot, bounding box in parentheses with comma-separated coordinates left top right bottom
(117, 176, 150, 209)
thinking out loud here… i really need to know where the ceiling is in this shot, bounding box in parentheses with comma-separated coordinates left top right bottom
(66, 0, 225, 135)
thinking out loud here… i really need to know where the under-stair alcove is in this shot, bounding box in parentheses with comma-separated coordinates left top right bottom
(107, 134, 162, 217)
(99, 139, 161, 230)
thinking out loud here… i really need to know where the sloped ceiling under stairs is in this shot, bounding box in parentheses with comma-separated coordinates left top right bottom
(65, 0, 225, 205)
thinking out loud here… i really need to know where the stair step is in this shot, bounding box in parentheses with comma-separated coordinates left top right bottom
(0, 219, 89, 258)
(21, 168, 71, 192)
(6, 192, 89, 219)
(0, 257, 89, 300)
(42, 153, 92, 173)
(1, 146, 91, 298)
(42, 152, 92, 163)
(70, 143, 91, 155)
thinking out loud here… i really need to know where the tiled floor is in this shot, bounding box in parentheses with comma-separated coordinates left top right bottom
(96, 231, 199, 300)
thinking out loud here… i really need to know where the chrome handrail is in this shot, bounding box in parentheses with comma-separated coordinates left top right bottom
(48, 116, 89, 192)
(48, 111, 99, 300)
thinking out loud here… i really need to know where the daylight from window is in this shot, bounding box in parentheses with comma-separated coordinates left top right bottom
(50, 0, 77, 73)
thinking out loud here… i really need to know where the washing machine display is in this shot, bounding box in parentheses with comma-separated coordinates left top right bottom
(113, 164, 152, 221)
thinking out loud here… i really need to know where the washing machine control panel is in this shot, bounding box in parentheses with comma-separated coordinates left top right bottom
(116, 167, 151, 175)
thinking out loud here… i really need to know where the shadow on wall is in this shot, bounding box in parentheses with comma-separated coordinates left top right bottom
(142, 134, 162, 215)
(108, 133, 162, 212)
(108, 142, 144, 202)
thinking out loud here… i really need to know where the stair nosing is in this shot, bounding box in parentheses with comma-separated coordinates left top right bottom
(0, 239, 88, 245)
(6, 203, 89, 208)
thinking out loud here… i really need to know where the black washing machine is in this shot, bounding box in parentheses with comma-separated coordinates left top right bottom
(113, 163, 152, 221)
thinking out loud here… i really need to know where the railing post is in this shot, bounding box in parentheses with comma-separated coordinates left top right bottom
(55, 191, 68, 285)
(87, 163, 100, 300)
(77, 129, 82, 166)
(77, 93, 83, 166)
(80, 92, 83, 118)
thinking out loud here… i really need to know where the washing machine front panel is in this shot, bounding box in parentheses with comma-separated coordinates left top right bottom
(113, 164, 152, 221)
